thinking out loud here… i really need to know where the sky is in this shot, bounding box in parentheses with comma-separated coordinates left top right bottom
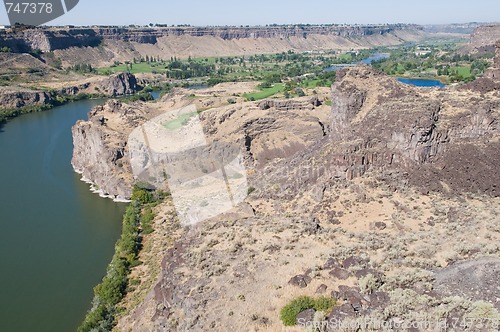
(1, 0, 499, 26)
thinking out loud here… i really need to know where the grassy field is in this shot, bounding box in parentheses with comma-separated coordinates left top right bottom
(163, 112, 197, 130)
(243, 83, 284, 101)
(450, 65, 472, 78)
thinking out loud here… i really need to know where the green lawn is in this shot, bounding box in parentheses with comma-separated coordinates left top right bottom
(337, 53, 353, 61)
(450, 66, 471, 78)
(163, 112, 197, 130)
(243, 83, 284, 101)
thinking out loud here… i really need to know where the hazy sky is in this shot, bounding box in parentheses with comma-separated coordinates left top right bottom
(1, 0, 499, 26)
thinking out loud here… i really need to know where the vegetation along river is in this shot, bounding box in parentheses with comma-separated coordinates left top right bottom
(0, 99, 126, 332)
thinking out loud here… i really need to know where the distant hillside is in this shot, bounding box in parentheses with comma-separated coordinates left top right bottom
(423, 23, 484, 34)
(0, 24, 426, 67)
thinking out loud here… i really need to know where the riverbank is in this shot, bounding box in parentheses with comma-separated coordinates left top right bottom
(0, 72, 142, 124)
(78, 186, 169, 332)
(0, 92, 105, 124)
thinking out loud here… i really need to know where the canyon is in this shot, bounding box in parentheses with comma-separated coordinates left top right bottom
(0, 24, 425, 67)
(68, 39, 500, 331)
(1, 21, 498, 331)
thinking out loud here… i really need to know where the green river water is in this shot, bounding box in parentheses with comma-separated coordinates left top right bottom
(0, 99, 126, 332)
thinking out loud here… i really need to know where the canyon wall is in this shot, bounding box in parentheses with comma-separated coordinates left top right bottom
(469, 24, 500, 52)
(0, 24, 423, 52)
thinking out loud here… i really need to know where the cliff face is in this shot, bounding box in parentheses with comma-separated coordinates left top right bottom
(116, 73, 500, 332)
(469, 24, 500, 52)
(71, 84, 331, 199)
(0, 28, 101, 52)
(59, 72, 139, 97)
(0, 89, 51, 109)
(72, 100, 149, 200)
(258, 64, 499, 198)
(0, 24, 423, 52)
(330, 66, 498, 191)
(0, 73, 139, 107)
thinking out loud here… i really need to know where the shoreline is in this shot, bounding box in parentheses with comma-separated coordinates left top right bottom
(74, 168, 132, 203)
(0, 92, 107, 124)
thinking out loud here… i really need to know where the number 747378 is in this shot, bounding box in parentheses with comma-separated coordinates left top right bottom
(5, 2, 54, 14)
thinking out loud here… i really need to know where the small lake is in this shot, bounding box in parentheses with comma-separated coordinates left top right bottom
(0, 99, 126, 332)
(397, 78, 446, 87)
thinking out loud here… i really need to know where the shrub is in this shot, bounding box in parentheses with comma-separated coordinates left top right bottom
(78, 186, 159, 331)
(280, 296, 315, 326)
(141, 206, 155, 234)
(280, 296, 336, 326)
(131, 185, 153, 204)
(313, 296, 336, 312)
(359, 273, 382, 294)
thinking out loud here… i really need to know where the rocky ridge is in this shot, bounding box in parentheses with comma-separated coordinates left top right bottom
(0, 89, 51, 109)
(0, 24, 422, 52)
(1, 24, 427, 67)
(58, 72, 140, 97)
(257, 63, 499, 199)
(468, 24, 500, 53)
(71, 83, 331, 199)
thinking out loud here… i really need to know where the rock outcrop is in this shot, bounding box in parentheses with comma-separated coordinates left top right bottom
(334, 66, 500, 196)
(60, 72, 140, 97)
(468, 24, 500, 53)
(0, 89, 51, 109)
(71, 84, 330, 199)
(71, 100, 150, 199)
(256, 62, 499, 198)
(0, 73, 141, 124)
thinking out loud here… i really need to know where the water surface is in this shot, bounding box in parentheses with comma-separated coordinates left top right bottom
(0, 99, 125, 332)
(397, 78, 446, 87)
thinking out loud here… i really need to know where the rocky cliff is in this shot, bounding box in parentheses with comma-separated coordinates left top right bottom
(0, 24, 423, 52)
(71, 83, 331, 199)
(71, 100, 150, 200)
(256, 62, 499, 199)
(59, 72, 140, 97)
(342, 68, 497, 195)
(0, 89, 51, 109)
(0, 72, 141, 125)
(465, 24, 500, 53)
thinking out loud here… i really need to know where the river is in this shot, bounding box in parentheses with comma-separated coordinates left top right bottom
(0, 99, 126, 332)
